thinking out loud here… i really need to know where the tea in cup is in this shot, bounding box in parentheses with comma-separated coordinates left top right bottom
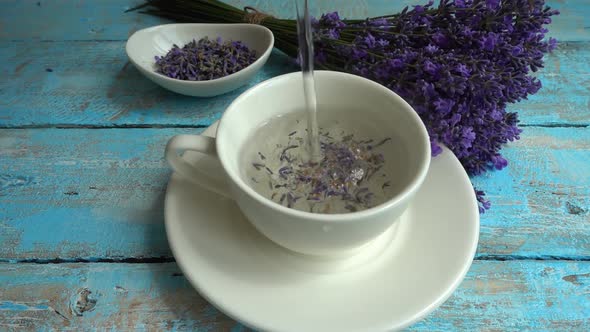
(165, 71, 431, 256)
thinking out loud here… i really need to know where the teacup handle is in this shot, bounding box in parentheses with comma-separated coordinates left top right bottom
(165, 135, 231, 198)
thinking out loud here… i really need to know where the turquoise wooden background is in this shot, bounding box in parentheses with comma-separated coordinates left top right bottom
(0, 0, 588, 330)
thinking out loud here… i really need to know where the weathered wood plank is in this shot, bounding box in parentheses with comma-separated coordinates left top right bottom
(412, 260, 590, 331)
(0, 41, 587, 127)
(0, 0, 586, 42)
(0, 261, 588, 330)
(0, 0, 165, 42)
(472, 126, 590, 259)
(0, 128, 201, 260)
(0, 127, 588, 260)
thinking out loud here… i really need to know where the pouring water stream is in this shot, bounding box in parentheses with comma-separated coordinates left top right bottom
(295, 0, 321, 163)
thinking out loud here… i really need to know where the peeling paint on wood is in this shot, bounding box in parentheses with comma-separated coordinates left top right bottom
(0, 263, 242, 331)
(471, 127, 590, 258)
(13, 60, 32, 75)
(565, 201, 587, 215)
(71, 288, 97, 317)
(562, 272, 590, 286)
(0, 262, 587, 331)
(0, 174, 35, 190)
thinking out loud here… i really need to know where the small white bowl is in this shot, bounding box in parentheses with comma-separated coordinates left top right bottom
(126, 23, 274, 97)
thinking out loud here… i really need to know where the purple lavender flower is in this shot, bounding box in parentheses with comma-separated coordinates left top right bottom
(475, 188, 491, 213)
(429, 142, 442, 158)
(326, 28, 340, 39)
(481, 32, 498, 51)
(511, 45, 524, 56)
(548, 37, 558, 51)
(363, 33, 377, 48)
(491, 154, 508, 170)
(461, 26, 474, 37)
(321, 12, 345, 27)
(413, 5, 426, 14)
(425, 44, 439, 54)
(432, 32, 449, 48)
(423, 60, 440, 76)
(433, 98, 455, 115)
(421, 81, 437, 99)
(369, 18, 389, 27)
(310, 0, 558, 212)
(455, 0, 467, 8)
(389, 58, 404, 69)
(455, 63, 471, 77)
(377, 39, 390, 47)
(486, 0, 500, 10)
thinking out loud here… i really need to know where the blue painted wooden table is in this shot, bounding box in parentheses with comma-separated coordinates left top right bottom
(1, 0, 588, 330)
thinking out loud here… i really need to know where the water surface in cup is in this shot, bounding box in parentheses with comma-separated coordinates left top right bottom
(241, 108, 411, 214)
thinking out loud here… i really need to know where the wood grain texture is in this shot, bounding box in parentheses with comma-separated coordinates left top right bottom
(0, 261, 588, 331)
(1, 127, 588, 260)
(0, 0, 165, 42)
(1, 41, 587, 127)
(1, 1, 587, 41)
(0, 127, 201, 260)
(471, 126, 590, 259)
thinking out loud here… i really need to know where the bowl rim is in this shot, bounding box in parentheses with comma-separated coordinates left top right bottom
(125, 23, 275, 85)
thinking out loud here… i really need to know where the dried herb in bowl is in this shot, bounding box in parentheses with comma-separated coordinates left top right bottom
(154, 37, 257, 81)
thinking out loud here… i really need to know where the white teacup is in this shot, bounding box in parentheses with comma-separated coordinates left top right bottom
(165, 71, 431, 256)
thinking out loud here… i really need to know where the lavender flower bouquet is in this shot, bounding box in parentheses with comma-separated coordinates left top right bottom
(133, 0, 559, 212)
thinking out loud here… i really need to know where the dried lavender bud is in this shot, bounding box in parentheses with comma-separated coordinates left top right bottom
(252, 163, 265, 170)
(154, 36, 257, 81)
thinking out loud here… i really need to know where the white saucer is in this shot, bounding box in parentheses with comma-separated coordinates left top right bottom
(165, 123, 479, 332)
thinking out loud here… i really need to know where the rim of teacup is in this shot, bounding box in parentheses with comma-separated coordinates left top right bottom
(217, 70, 431, 223)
